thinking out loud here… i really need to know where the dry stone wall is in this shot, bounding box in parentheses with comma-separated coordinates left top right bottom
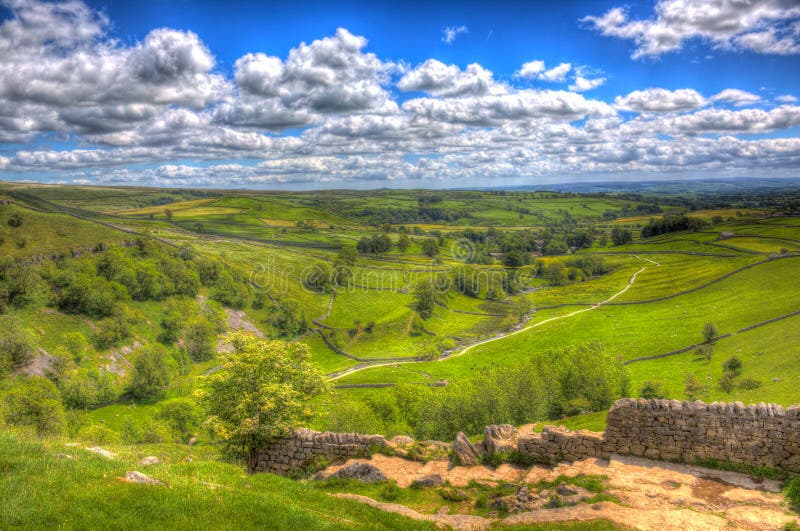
(252, 399, 800, 475)
(603, 398, 800, 471)
(249, 428, 388, 474)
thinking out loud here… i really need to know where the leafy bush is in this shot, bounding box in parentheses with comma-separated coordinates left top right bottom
(77, 424, 122, 445)
(738, 378, 762, 390)
(183, 317, 217, 362)
(0, 316, 36, 375)
(1, 376, 66, 436)
(59, 369, 118, 409)
(638, 380, 668, 399)
(264, 299, 309, 339)
(129, 345, 175, 401)
(157, 398, 202, 442)
(93, 305, 138, 349)
(7, 212, 22, 227)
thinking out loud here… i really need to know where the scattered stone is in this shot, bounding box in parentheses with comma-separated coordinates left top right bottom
(331, 463, 387, 483)
(453, 432, 482, 466)
(124, 471, 164, 486)
(139, 456, 159, 466)
(436, 505, 450, 515)
(517, 485, 532, 503)
(483, 424, 518, 456)
(412, 473, 444, 488)
(390, 435, 414, 446)
(439, 487, 469, 502)
(86, 446, 116, 459)
(556, 483, 578, 496)
(187, 437, 197, 446)
(490, 495, 519, 512)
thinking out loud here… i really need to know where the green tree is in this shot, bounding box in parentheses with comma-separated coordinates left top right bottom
(129, 345, 175, 401)
(702, 322, 718, 343)
(200, 333, 328, 457)
(413, 278, 441, 319)
(1, 376, 65, 436)
(182, 317, 217, 362)
(548, 343, 629, 418)
(638, 380, 667, 399)
(396, 233, 411, 252)
(542, 238, 568, 256)
(611, 227, 633, 246)
(696, 344, 713, 362)
(94, 304, 138, 349)
(503, 250, 530, 267)
(718, 373, 735, 393)
(0, 316, 36, 375)
(159, 307, 187, 345)
(62, 332, 89, 362)
(421, 238, 439, 258)
(723, 356, 742, 376)
(684, 374, 703, 400)
(264, 299, 309, 338)
(336, 245, 358, 266)
(545, 262, 567, 286)
(211, 269, 250, 309)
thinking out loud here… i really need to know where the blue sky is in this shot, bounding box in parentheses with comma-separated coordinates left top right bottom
(88, 0, 798, 102)
(0, 0, 799, 188)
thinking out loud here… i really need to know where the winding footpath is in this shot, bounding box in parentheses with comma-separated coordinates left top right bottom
(328, 256, 660, 381)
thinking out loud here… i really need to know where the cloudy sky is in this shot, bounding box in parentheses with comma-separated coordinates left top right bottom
(0, 0, 799, 189)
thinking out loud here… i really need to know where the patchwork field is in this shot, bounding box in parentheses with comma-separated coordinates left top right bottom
(2, 182, 799, 438)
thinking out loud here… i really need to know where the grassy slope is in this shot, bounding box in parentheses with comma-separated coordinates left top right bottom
(6, 184, 800, 428)
(336, 255, 800, 388)
(0, 203, 124, 258)
(0, 431, 432, 530)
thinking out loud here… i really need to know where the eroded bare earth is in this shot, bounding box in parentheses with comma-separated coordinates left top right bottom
(317, 454, 797, 530)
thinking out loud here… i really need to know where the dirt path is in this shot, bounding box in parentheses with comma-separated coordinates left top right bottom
(329, 257, 658, 381)
(319, 453, 796, 530)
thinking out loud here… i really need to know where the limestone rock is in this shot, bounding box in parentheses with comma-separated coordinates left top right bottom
(86, 446, 116, 459)
(557, 483, 578, 496)
(390, 435, 414, 446)
(483, 424, 519, 456)
(412, 473, 444, 488)
(139, 456, 159, 466)
(124, 471, 164, 486)
(453, 432, 482, 466)
(331, 462, 387, 483)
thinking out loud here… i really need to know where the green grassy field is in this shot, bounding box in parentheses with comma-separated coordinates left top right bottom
(0, 430, 432, 530)
(2, 183, 800, 528)
(3, 183, 800, 437)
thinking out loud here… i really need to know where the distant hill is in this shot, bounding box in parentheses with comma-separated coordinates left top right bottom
(496, 177, 800, 195)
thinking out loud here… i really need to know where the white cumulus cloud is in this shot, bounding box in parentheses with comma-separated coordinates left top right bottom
(441, 25, 468, 44)
(583, 0, 800, 59)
